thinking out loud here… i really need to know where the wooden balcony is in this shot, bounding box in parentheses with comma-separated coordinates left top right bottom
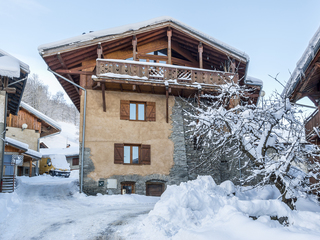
(305, 109, 320, 142)
(95, 59, 238, 89)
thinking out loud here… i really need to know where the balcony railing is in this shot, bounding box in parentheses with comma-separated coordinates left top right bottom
(305, 109, 320, 140)
(96, 59, 238, 86)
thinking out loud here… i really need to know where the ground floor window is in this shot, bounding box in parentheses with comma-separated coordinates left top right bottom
(121, 182, 135, 194)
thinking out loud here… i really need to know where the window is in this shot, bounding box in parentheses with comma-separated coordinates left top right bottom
(120, 100, 156, 121)
(114, 143, 151, 165)
(72, 158, 79, 166)
(129, 102, 145, 121)
(124, 145, 140, 164)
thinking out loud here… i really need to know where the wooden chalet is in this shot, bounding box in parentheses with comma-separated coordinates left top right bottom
(284, 26, 320, 144)
(39, 17, 262, 196)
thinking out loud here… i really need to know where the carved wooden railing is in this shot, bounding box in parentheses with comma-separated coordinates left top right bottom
(96, 59, 238, 85)
(305, 109, 320, 140)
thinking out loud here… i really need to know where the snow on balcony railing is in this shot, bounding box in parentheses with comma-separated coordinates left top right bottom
(96, 59, 238, 86)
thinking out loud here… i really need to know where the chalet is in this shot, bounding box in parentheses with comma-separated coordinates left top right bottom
(38, 17, 262, 196)
(0, 49, 29, 192)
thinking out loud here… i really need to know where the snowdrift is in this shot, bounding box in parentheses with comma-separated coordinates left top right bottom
(133, 176, 320, 240)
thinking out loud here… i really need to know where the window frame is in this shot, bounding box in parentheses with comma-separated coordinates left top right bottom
(129, 101, 146, 121)
(123, 144, 141, 165)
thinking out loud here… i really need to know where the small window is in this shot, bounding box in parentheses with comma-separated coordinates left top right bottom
(72, 158, 79, 166)
(124, 145, 140, 164)
(129, 102, 145, 121)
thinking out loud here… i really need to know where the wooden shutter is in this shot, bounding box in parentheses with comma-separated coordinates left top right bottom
(114, 143, 124, 164)
(141, 145, 151, 165)
(120, 100, 130, 120)
(146, 102, 156, 121)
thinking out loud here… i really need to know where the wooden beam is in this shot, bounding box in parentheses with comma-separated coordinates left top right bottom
(97, 43, 104, 59)
(102, 82, 106, 112)
(57, 53, 79, 94)
(166, 87, 169, 123)
(29, 159, 32, 177)
(137, 85, 141, 93)
(132, 35, 137, 61)
(171, 42, 198, 65)
(198, 42, 203, 69)
(119, 83, 123, 92)
(55, 69, 94, 75)
(167, 28, 172, 65)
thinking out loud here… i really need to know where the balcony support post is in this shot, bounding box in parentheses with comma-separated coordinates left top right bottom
(102, 82, 106, 112)
(167, 28, 172, 65)
(132, 36, 137, 61)
(198, 42, 203, 69)
(166, 86, 169, 123)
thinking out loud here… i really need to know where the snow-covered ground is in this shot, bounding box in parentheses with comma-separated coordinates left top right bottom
(1, 175, 320, 240)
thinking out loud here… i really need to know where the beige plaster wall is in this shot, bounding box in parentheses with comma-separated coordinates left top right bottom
(6, 127, 40, 151)
(80, 90, 175, 181)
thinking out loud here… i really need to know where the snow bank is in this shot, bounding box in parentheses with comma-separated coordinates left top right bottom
(40, 146, 78, 157)
(129, 176, 320, 240)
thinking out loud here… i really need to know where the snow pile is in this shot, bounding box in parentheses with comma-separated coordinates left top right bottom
(127, 176, 320, 240)
(48, 154, 70, 170)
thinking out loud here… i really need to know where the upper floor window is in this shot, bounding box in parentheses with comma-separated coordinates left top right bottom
(114, 143, 151, 165)
(130, 102, 145, 121)
(120, 100, 156, 121)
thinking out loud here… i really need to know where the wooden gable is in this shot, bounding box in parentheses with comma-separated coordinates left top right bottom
(40, 19, 249, 110)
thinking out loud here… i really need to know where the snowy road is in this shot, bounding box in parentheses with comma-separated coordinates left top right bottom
(0, 175, 158, 240)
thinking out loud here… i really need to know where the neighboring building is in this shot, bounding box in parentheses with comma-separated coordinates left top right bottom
(0, 49, 29, 193)
(5, 102, 61, 180)
(39, 17, 262, 196)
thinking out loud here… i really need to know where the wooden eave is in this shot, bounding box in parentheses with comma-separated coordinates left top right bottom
(289, 47, 320, 103)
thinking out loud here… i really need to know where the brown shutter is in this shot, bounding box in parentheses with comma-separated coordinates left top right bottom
(114, 143, 124, 164)
(141, 145, 151, 165)
(146, 102, 156, 121)
(120, 100, 130, 120)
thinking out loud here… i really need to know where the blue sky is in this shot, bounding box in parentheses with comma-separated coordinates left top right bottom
(1, 0, 320, 106)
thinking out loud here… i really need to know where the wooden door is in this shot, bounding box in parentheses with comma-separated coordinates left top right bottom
(146, 183, 164, 196)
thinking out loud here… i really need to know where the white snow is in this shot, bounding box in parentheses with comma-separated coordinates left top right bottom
(46, 154, 70, 170)
(99, 72, 148, 80)
(20, 101, 61, 131)
(1, 175, 320, 239)
(24, 148, 42, 159)
(41, 121, 79, 149)
(0, 49, 30, 77)
(0, 55, 20, 78)
(38, 17, 249, 62)
(245, 75, 263, 86)
(40, 146, 78, 157)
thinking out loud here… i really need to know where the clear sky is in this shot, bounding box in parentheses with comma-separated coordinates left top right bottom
(1, 0, 320, 106)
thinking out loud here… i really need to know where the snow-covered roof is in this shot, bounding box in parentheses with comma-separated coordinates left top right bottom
(38, 16, 249, 62)
(283, 25, 320, 97)
(0, 49, 30, 77)
(5, 137, 29, 151)
(40, 147, 79, 157)
(24, 149, 42, 159)
(20, 102, 61, 131)
(244, 76, 263, 87)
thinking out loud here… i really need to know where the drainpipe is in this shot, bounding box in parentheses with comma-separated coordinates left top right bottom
(47, 68, 87, 193)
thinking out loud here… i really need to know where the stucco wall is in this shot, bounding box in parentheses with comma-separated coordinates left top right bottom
(6, 127, 40, 151)
(80, 90, 175, 181)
